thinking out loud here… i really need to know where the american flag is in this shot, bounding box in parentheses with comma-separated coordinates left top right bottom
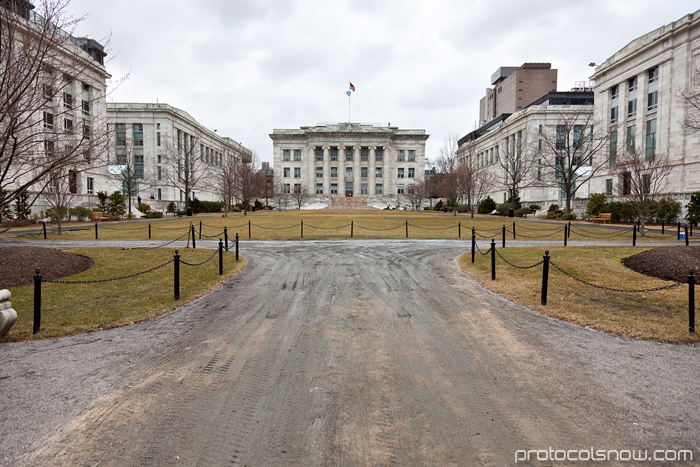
(349, 82, 356, 92)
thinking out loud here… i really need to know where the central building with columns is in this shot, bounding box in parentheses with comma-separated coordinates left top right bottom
(269, 123, 429, 208)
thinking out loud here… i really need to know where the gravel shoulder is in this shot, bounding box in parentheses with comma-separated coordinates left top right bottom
(0, 239, 698, 465)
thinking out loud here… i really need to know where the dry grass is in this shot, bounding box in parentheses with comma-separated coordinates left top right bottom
(459, 246, 699, 344)
(3, 247, 246, 341)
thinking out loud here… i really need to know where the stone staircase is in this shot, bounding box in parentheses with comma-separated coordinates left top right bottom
(329, 197, 369, 210)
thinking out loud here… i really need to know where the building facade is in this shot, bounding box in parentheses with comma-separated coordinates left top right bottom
(269, 123, 429, 209)
(588, 8, 700, 204)
(106, 103, 253, 212)
(479, 63, 558, 125)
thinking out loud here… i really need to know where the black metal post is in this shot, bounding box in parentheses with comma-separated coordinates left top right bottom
(351, 220, 354, 238)
(219, 239, 223, 275)
(149, 223, 151, 239)
(95, 222, 98, 240)
(678, 222, 681, 240)
(191, 225, 196, 249)
(686, 225, 689, 246)
(513, 221, 516, 240)
(633, 224, 637, 246)
(541, 251, 550, 306)
(33, 267, 41, 334)
(42, 221, 47, 239)
(235, 233, 239, 261)
(458, 222, 461, 239)
(301, 220, 304, 239)
(405, 220, 408, 239)
(174, 250, 180, 300)
(491, 239, 496, 280)
(692, 224, 694, 237)
(502, 225, 506, 248)
(689, 268, 695, 333)
(471, 227, 475, 264)
(249, 220, 251, 239)
(568, 220, 571, 238)
(662, 222, 665, 234)
(564, 225, 567, 246)
(637, 219, 640, 232)
(224, 227, 229, 251)
(199, 220, 202, 240)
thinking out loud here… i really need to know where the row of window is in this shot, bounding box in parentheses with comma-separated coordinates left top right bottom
(471, 131, 525, 169)
(282, 147, 417, 162)
(609, 118, 657, 163)
(282, 182, 412, 195)
(603, 172, 651, 196)
(43, 75, 91, 116)
(610, 66, 658, 124)
(282, 167, 416, 179)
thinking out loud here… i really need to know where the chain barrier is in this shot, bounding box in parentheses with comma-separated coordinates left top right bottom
(303, 223, 353, 230)
(99, 224, 148, 231)
(251, 223, 301, 230)
(644, 231, 682, 241)
(567, 226, 632, 239)
(200, 230, 225, 238)
(122, 230, 191, 250)
(407, 223, 456, 230)
(354, 223, 404, 231)
(549, 260, 684, 292)
(511, 228, 566, 239)
(494, 249, 544, 269)
(180, 247, 219, 267)
(474, 241, 492, 255)
(515, 223, 563, 231)
(43, 259, 174, 284)
(150, 224, 191, 231)
(474, 231, 499, 239)
(228, 222, 250, 228)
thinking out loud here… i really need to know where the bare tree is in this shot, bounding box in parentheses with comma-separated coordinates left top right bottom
(461, 165, 494, 218)
(537, 109, 616, 213)
(273, 179, 289, 211)
(161, 131, 208, 212)
(498, 130, 538, 210)
(613, 150, 673, 233)
(106, 127, 149, 217)
(211, 154, 237, 216)
(291, 183, 310, 210)
(406, 181, 426, 211)
(232, 153, 260, 215)
(0, 1, 111, 214)
(40, 168, 76, 235)
(436, 132, 459, 174)
(679, 67, 700, 136)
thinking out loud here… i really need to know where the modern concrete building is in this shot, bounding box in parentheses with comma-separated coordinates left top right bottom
(479, 63, 558, 126)
(588, 8, 700, 205)
(106, 103, 253, 212)
(269, 123, 429, 209)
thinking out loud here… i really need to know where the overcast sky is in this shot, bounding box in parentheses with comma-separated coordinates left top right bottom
(68, 0, 699, 165)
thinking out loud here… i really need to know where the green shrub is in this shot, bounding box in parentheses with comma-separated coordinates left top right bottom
(45, 206, 68, 221)
(435, 200, 444, 211)
(254, 199, 264, 210)
(686, 192, 700, 225)
(230, 206, 241, 213)
(107, 191, 126, 218)
(144, 211, 163, 219)
(547, 204, 564, 218)
(456, 204, 470, 213)
(138, 203, 151, 213)
(166, 201, 177, 213)
(478, 196, 497, 214)
(197, 200, 222, 213)
(528, 204, 541, 212)
(516, 207, 532, 217)
(585, 193, 607, 217)
(496, 202, 510, 216)
(69, 206, 92, 222)
(649, 198, 681, 224)
(562, 213, 577, 220)
(13, 192, 31, 220)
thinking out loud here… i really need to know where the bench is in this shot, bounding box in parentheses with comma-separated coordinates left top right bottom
(91, 212, 110, 222)
(593, 212, 612, 224)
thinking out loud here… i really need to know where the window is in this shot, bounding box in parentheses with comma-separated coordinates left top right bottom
(376, 167, 382, 178)
(621, 172, 631, 195)
(330, 183, 337, 194)
(628, 76, 637, 92)
(609, 131, 618, 166)
(316, 183, 323, 194)
(611, 85, 619, 100)
(316, 148, 324, 161)
(68, 170, 77, 194)
(643, 174, 651, 193)
(284, 183, 291, 194)
(331, 167, 338, 178)
(605, 179, 613, 194)
(627, 77, 638, 118)
(294, 167, 301, 178)
(283, 167, 290, 178)
(87, 177, 94, 194)
(375, 147, 383, 161)
(346, 167, 353, 178)
(648, 67, 659, 84)
(537, 167, 542, 181)
(648, 90, 658, 111)
(283, 149, 290, 161)
(133, 124, 143, 147)
(157, 154, 161, 164)
(294, 149, 301, 161)
(156, 132, 161, 147)
(63, 90, 72, 109)
(345, 182, 353, 194)
(316, 167, 323, 178)
(361, 183, 368, 195)
(64, 118, 73, 133)
(408, 150, 415, 162)
(626, 125, 636, 152)
(346, 148, 353, 161)
(135, 154, 144, 178)
(43, 111, 54, 130)
(397, 168, 404, 178)
(361, 167, 368, 178)
(375, 183, 383, 195)
(81, 84, 90, 115)
(555, 125, 566, 150)
(628, 98, 637, 118)
(157, 166, 162, 181)
(408, 167, 415, 178)
(157, 188, 162, 200)
(397, 184, 404, 194)
(610, 106, 619, 124)
(539, 124, 543, 134)
(331, 148, 338, 161)
(361, 147, 368, 161)
(397, 150, 405, 162)
(645, 119, 656, 157)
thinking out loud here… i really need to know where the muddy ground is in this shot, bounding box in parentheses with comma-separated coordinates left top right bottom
(0, 240, 698, 465)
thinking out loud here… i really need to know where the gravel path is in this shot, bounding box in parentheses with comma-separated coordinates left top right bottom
(0, 239, 698, 465)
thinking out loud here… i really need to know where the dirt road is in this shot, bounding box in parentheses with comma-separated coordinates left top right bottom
(2, 240, 698, 465)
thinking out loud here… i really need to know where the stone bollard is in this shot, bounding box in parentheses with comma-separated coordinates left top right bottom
(0, 289, 17, 337)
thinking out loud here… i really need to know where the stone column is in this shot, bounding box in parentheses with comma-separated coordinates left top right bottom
(323, 146, 331, 197)
(369, 147, 376, 199)
(384, 146, 393, 199)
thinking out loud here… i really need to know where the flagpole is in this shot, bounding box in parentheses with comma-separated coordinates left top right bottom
(348, 92, 351, 123)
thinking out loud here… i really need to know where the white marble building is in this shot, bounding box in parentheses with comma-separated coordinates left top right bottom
(588, 8, 700, 205)
(269, 123, 429, 209)
(106, 103, 252, 212)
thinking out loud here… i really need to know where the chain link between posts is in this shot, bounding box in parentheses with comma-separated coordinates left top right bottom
(42, 259, 174, 284)
(549, 260, 685, 292)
